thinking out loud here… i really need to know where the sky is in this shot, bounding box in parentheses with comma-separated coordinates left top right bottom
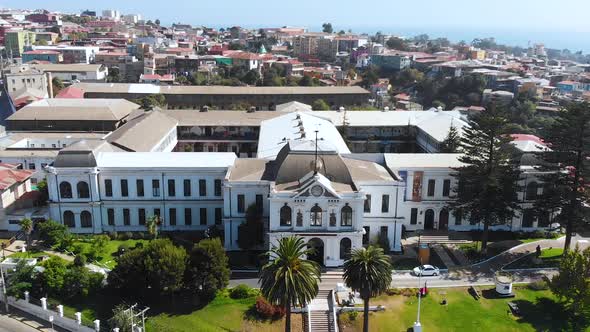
(2, 0, 590, 51)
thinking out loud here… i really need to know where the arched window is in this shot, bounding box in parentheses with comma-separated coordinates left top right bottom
(63, 211, 75, 228)
(341, 204, 353, 226)
(525, 182, 538, 201)
(310, 204, 323, 226)
(80, 211, 92, 228)
(77, 181, 90, 199)
(340, 237, 351, 259)
(280, 204, 292, 226)
(522, 209, 536, 228)
(59, 181, 72, 199)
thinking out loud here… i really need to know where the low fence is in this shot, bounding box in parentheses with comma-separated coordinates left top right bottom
(6, 292, 99, 332)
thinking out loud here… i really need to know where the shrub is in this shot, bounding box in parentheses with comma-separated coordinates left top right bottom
(108, 231, 118, 240)
(385, 288, 400, 296)
(230, 284, 253, 299)
(528, 280, 549, 290)
(255, 296, 284, 319)
(134, 242, 144, 249)
(117, 243, 130, 255)
(122, 232, 134, 240)
(347, 311, 359, 321)
(74, 254, 87, 267)
(71, 243, 84, 255)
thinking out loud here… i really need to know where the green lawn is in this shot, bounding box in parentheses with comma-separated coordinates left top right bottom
(339, 287, 586, 332)
(72, 239, 149, 269)
(504, 248, 563, 269)
(146, 291, 302, 332)
(7, 251, 54, 259)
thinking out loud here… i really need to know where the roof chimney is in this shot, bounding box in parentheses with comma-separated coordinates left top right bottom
(46, 72, 53, 98)
(436, 106, 443, 112)
(200, 105, 209, 112)
(247, 106, 256, 113)
(338, 106, 345, 112)
(382, 106, 390, 112)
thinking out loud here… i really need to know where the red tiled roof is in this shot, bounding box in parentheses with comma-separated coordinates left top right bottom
(510, 134, 545, 145)
(97, 52, 127, 56)
(0, 163, 20, 169)
(56, 86, 85, 99)
(23, 50, 60, 55)
(557, 81, 578, 85)
(0, 169, 33, 190)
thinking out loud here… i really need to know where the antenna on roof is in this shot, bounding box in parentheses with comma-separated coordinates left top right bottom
(314, 129, 319, 175)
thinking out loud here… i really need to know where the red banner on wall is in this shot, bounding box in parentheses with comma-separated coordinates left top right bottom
(412, 171, 423, 202)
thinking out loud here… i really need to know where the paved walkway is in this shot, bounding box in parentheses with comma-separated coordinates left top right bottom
(471, 236, 570, 272)
(0, 306, 67, 332)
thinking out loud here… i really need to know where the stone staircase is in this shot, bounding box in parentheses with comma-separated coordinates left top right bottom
(419, 234, 470, 245)
(305, 289, 336, 332)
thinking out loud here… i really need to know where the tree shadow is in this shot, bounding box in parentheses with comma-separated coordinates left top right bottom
(513, 298, 587, 331)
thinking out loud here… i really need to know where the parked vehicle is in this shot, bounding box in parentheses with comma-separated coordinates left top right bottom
(413, 264, 440, 276)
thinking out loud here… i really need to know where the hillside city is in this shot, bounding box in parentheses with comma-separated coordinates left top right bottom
(0, 5, 588, 332)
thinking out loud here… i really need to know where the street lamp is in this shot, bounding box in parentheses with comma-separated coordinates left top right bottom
(413, 267, 423, 332)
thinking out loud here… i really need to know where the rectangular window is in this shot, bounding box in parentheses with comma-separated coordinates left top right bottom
(185, 208, 192, 225)
(169, 208, 176, 226)
(168, 179, 175, 197)
(455, 209, 462, 225)
(139, 208, 146, 225)
(237, 194, 245, 213)
(363, 226, 370, 244)
(152, 179, 160, 197)
(121, 179, 128, 197)
(410, 208, 418, 225)
(215, 208, 222, 225)
(256, 194, 263, 213)
(154, 208, 161, 218)
(28, 163, 35, 170)
(199, 179, 207, 196)
(381, 195, 389, 213)
(442, 179, 451, 197)
(183, 179, 191, 196)
(214, 179, 222, 196)
(427, 179, 435, 197)
(136, 179, 144, 197)
(107, 208, 115, 226)
(380, 226, 388, 238)
(123, 208, 130, 225)
(364, 195, 371, 213)
(200, 208, 207, 225)
(105, 179, 113, 197)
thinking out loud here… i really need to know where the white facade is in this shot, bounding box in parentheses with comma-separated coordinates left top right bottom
(5, 70, 48, 96)
(46, 153, 236, 234)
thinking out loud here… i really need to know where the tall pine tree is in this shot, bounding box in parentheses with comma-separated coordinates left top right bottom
(535, 102, 590, 251)
(439, 124, 461, 153)
(449, 106, 521, 254)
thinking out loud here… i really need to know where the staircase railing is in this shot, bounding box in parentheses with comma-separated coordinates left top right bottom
(330, 290, 339, 332)
(306, 303, 312, 332)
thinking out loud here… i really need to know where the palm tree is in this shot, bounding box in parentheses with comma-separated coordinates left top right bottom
(146, 215, 159, 239)
(259, 236, 321, 332)
(19, 218, 33, 247)
(343, 246, 392, 332)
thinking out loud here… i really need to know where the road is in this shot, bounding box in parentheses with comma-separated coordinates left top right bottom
(230, 268, 557, 289)
(0, 311, 55, 332)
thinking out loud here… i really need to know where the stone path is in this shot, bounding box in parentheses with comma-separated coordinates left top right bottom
(432, 244, 456, 268)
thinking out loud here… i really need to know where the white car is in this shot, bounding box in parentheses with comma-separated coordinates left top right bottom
(413, 265, 440, 276)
